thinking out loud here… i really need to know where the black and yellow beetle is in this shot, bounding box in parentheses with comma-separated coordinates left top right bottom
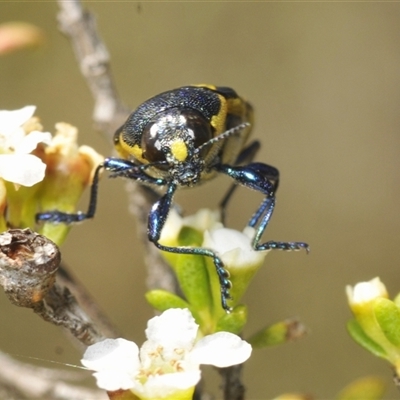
(37, 85, 309, 311)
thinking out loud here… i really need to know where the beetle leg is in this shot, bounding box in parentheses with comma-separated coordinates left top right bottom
(219, 140, 274, 223)
(36, 158, 166, 224)
(249, 196, 309, 252)
(105, 158, 167, 186)
(235, 140, 261, 165)
(215, 162, 309, 253)
(36, 163, 104, 224)
(148, 183, 233, 312)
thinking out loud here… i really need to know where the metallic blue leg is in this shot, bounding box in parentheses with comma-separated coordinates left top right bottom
(219, 141, 263, 223)
(216, 161, 309, 253)
(36, 158, 166, 224)
(148, 183, 233, 311)
(250, 196, 309, 252)
(36, 163, 104, 223)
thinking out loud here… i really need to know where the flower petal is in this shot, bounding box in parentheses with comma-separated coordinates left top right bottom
(145, 308, 198, 348)
(203, 227, 266, 267)
(159, 208, 184, 243)
(92, 370, 136, 391)
(0, 106, 35, 136)
(15, 130, 52, 154)
(81, 338, 140, 376)
(182, 208, 222, 232)
(191, 332, 252, 368)
(0, 153, 45, 186)
(346, 277, 388, 306)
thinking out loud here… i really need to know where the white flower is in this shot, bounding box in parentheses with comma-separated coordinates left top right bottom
(81, 308, 252, 397)
(159, 207, 266, 270)
(346, 277, 388, 306)
(159, 207, 222, 244)
(0, 106, 51, 186)
(203, 226, 267, 269)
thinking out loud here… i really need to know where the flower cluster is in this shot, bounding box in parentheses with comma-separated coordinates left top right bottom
(82, 308, 252, 400)
(0, 106, 103, 244)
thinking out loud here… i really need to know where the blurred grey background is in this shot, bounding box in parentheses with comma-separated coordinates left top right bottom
(1, 2, 400, 399)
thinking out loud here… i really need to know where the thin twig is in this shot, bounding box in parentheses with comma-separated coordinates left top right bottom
(32, 283, 108, 346)
(217, 364, 245, 400)
(57, 0, 129, 137)
(124, 182, 180, 294)
(0, 350, 107, 400)
(57, 263, 121, 340)
(0, 229, 112, 346)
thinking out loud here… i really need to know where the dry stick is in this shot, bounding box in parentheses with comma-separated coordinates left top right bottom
(57, 262, 122, 341)
(0, 350, 107, 400)
(0, 229, 107, 346)
(57, 0, 129, 136)
(0, 229, 108, 399)
(217, 365, 245, 400)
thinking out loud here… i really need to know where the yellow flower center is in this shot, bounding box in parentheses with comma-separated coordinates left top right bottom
(136, 345, 187, 384)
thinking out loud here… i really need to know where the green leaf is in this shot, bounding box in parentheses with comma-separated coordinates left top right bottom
(161, 226, 213, 312)
(145, 290, 189, 311)
(346, 319, 387, 359)
(159, 225, 220, 330)
(247, 318, 306, 348)
(374, 298, 400, 346)
(336, 376, 386, 400)
(39, 223, 71, 247)
(174, 252, 213, 311)
(216, 305, 248, 334)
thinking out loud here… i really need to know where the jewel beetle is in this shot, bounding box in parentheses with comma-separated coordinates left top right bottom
(37, 84, 309, 312)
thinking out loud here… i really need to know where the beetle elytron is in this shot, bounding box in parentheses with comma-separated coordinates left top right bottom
(37, 85, 309, 311)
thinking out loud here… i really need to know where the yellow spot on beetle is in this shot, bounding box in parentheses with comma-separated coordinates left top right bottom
(210, 94, 227, 134)
(119, 142, 148, 164)
(170, 139, 188, 161)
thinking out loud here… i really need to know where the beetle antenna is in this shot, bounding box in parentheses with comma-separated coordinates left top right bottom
(195, 122, 250, 154)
